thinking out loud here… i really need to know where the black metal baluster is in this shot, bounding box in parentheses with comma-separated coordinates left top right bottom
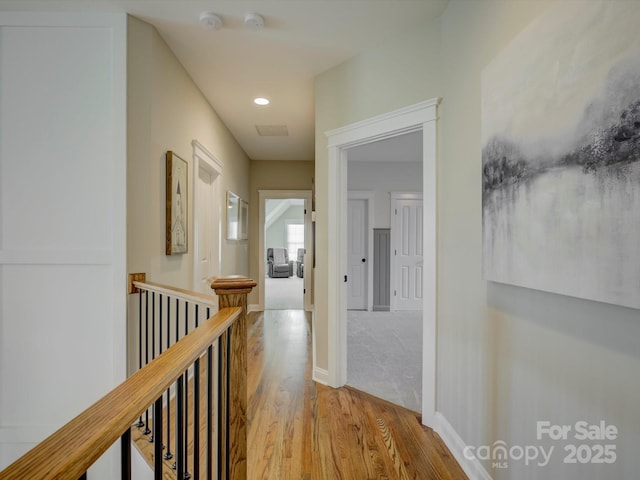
(175, 298, 180, 343)
(207, 344, 214, 480)
(195, 304, 200, 328)
(225, 327, 231, 480)
(185, 301, 190, 335)
(135, 290, 144, 428)
(158, 294, 166, 454)
(175, 376, 184, 478)
(154, 397, 164, 480)
(206, 305, 212, 480)
(193, 357, 200, 479)
(184, 302, 190, 479)
(164, 295, 173, 461)
(121, 427, 131, 480)
(78, 473, 87, 480)
(149, 292, 156, 443)
(159, 293, 163, 357)
(143, 291, 151, 435)
(217, 335, 224, 480)
(152, 292, 156, 361)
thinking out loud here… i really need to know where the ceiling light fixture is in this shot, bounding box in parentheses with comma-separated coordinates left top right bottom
(244, 13, 265, 30)
(199, 12, 223, 30)
(254, 97, 270, 106)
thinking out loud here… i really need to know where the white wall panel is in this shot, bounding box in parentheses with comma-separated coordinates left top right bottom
(0, 13, 127, 477)
(0, 27, 114, 251)
(1, 265, 113, 426)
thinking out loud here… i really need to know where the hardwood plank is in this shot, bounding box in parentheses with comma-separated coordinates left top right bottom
(247, 310, 468, 480)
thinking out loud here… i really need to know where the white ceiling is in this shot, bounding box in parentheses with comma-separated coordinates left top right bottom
(0, 0, 448, 161)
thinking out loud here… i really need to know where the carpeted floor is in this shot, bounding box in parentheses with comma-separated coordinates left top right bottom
(347, 310, 423, 412)
(265, 275, 303, 310)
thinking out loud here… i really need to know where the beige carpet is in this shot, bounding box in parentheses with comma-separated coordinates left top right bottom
(265, 276, 303, 310)
(347, 310, 422, 412)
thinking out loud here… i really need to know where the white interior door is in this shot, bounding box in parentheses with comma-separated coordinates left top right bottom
(195, 168, 213, 291)
(192, 141, 222, 303)
(392, 196, 423, 310)
(347, 198, 367, 310)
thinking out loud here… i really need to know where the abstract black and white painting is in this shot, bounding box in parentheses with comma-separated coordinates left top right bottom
(482, 2, 640, 309)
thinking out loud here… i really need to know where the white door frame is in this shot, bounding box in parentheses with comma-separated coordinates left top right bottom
(258, 189, 313, 311)
(347, 191, 374, 311)
(325, 98, 440, 426)
(191, 140, 223, 294)
(390, 192, 423, 312)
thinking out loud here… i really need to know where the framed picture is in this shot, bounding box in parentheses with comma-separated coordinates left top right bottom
(239, 199, 249, 240)
(481, 2, 640, 309)
(166, 151, 188, 255)
(227, 191, 240, 240)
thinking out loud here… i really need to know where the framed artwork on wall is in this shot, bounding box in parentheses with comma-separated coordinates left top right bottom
(481, 1, 640, 309)
(166, 151, 188, 255)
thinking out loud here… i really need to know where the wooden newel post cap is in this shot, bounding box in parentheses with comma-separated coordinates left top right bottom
(211, 276, 257, 295)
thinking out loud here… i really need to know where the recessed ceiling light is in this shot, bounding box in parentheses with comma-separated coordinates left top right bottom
(254, 97, 270, 106)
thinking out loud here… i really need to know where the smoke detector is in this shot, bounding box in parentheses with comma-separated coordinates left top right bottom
(199, 12, 223, 30)
(244, 13, 264, 30)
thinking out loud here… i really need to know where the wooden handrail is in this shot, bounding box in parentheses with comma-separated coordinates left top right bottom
(133, 279, 219, 308)
(0, 306, 242, 480)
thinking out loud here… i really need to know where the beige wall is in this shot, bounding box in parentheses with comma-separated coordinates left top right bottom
(315, 1, 640, 477)
(127, 16, 251, 286)
(127, 17, 251, 376)
(315, 18, 442, 374)
(248, 160, 314, 305)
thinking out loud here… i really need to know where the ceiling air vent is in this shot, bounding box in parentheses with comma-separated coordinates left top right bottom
(255, 125, 289, 136)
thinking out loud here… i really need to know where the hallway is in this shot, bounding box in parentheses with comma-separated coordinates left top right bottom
(264, 276, 303, 310)
(247, 310, 466, 479)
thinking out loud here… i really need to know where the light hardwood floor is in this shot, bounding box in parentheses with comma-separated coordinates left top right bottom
(248, 309, 467, 480)
(134, 309, 468, 479)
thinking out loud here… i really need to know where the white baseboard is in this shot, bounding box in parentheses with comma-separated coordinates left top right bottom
(312, 367, 329, 385)
(434, 412, 492, 480)
(247, 304, 261, 313)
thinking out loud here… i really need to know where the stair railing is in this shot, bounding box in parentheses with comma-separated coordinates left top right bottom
(0, 275, 255, 480)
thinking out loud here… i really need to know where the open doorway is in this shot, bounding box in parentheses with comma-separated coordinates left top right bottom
(264, 198, 305, 309)
(258, 190, 313, 311)
(345, 132, 424, 412)
(325, 98, 439, 426)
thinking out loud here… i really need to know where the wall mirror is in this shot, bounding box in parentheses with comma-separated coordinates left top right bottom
(239, 199, 249, 240)
(227, 191, 239, 240)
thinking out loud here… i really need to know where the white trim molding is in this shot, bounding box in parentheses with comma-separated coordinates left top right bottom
(434, 412, 492, 480)
(324, 97, 440, 427)
(312, 367, 329, 386)
(247, 304, 260, 314)
(192, 139, 223, 175)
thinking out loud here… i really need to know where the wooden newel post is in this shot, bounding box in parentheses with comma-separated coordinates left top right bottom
(211, 276, 256, 480)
